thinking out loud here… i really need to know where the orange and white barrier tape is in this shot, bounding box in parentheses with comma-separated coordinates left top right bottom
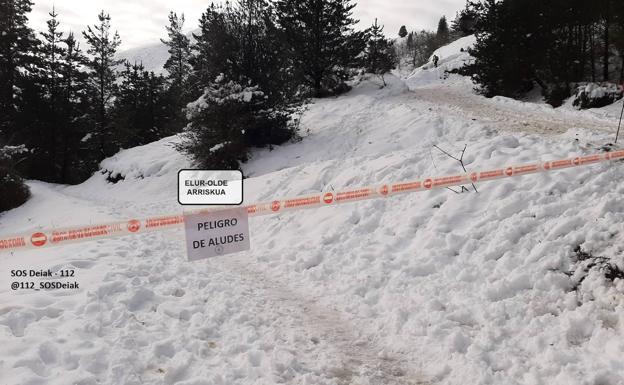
(1, 150, 623, 253)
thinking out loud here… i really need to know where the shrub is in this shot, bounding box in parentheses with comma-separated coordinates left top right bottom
(0, 146, 31, 212)
(178, 77, 296, 170)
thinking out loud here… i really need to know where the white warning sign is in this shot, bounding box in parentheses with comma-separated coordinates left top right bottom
(184, 207, 250, 261)
(178, 170, 243, 205)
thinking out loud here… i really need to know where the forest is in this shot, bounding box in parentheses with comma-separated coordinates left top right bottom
(461, 0, 624, 106)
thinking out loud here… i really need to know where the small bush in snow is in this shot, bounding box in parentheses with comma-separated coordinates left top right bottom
(568, 246, 624, 293)
(0, 146, 31, 212)
(572, 83, 624, 110)
(178, 77, 295, 169)
(364, 19, 397, 86)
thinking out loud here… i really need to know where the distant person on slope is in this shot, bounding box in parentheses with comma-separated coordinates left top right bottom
(432, 55, 439, 68)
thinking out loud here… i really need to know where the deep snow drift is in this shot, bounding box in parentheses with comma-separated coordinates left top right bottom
(2, 38, 624, 385)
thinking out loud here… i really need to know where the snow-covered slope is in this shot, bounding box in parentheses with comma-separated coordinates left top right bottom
(2, 38, 624, 385)
(404, 35, 476, 89)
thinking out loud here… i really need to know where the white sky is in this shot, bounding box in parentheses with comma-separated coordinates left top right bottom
(29, 0, 467, 51)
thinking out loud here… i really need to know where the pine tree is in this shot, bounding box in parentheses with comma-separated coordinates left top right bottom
(0, 0, 39, 142)
(436, 16, 450, 46)
(82, 11, 123, 157)
(58, 32, 93, 183)
(276, 0, 367, 96)
(451, 5, 478, 37)
(398, 25, 408, 38)
(0, 0, 39, 204)
(0, 145, 30, 212)
(190, 3, 236, 98)
(40, 8, 64, 99)
(38, 7, 66, 180)
(161, 12, 192, 87)
(365, 19, 396, 85)
(161, 11, 192, 132)
(112, 61, 171, 148)
(182, 0, 299, 169)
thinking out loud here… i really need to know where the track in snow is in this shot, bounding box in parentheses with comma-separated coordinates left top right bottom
(410, 84, 618, 136)
(221, 255, 429, 385)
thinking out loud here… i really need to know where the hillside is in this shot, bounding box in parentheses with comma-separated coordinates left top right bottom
(1, 38, 624, 385)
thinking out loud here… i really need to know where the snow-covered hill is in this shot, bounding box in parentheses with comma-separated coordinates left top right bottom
(2, 38, 624, 385)
(117, 30, 197, 74)
(118, 41, 169, 74)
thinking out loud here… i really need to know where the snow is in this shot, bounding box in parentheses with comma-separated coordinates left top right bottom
(117, 29, 197, 75)
(404, 35, 476, 89)
(2, 36, 624, 385)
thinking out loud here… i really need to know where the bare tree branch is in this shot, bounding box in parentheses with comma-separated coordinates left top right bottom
(433, 144, 478, 193)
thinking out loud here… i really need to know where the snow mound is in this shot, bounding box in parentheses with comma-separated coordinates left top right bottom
(572, 83, 624, 110)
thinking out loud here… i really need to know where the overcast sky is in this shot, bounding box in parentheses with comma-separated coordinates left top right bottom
(29, 0, 466, 51)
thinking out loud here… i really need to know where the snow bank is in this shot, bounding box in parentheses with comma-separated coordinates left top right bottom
(572, 83, 624, 110)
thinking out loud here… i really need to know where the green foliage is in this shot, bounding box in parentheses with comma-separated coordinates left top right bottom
(161, 12, 192, 131)
(179, 77, 295, 169)
(113, 62, 173, 148)
(182, 0, 301, 170)
(276, 0, 367, 97)
(0, 146, 30, 212)
(365, 19, 397, 83)
(82, 11, 123, 157)
(465, 0, 624, 105)
(0, 0, 39, 138)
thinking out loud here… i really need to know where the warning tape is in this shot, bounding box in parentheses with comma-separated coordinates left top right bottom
(1, 150, 623, 253)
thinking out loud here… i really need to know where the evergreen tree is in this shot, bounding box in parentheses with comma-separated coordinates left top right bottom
(182, 0, 299, 169)
(365, 19, 396, 85)
(161, 12, 192, 87)
(58, 32, 93, 183)
(398, 25, 408, 38)
(0, 0, 39, 203)
(436, 16, 450, 46)
(0, 145, 30, 212)
(40, 7, 64, 101)
(190, 3, 240, 94)
(112, 61, 171, 148)
(161, 11, 192, 131)
(451, 3, 478, 37)
(82, 11, 123, 157)
(276, 0, 367, 96)
(0, 0, 39, 142)
(37, 7, 66, 180)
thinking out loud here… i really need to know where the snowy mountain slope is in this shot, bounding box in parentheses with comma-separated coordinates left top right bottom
(118, 41, 169, 74)
(117, 30, 197, 74)
(2, 40, 624, 385)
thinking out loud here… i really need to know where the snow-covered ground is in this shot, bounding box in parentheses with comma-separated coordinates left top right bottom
(2, 37, 624, 385)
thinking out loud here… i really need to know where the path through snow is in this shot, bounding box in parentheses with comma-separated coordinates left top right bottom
(409, 83, 619, 136)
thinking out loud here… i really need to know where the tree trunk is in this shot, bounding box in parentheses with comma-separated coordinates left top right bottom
(604, 11, 610, 81)
(590, 25, 596, 82)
